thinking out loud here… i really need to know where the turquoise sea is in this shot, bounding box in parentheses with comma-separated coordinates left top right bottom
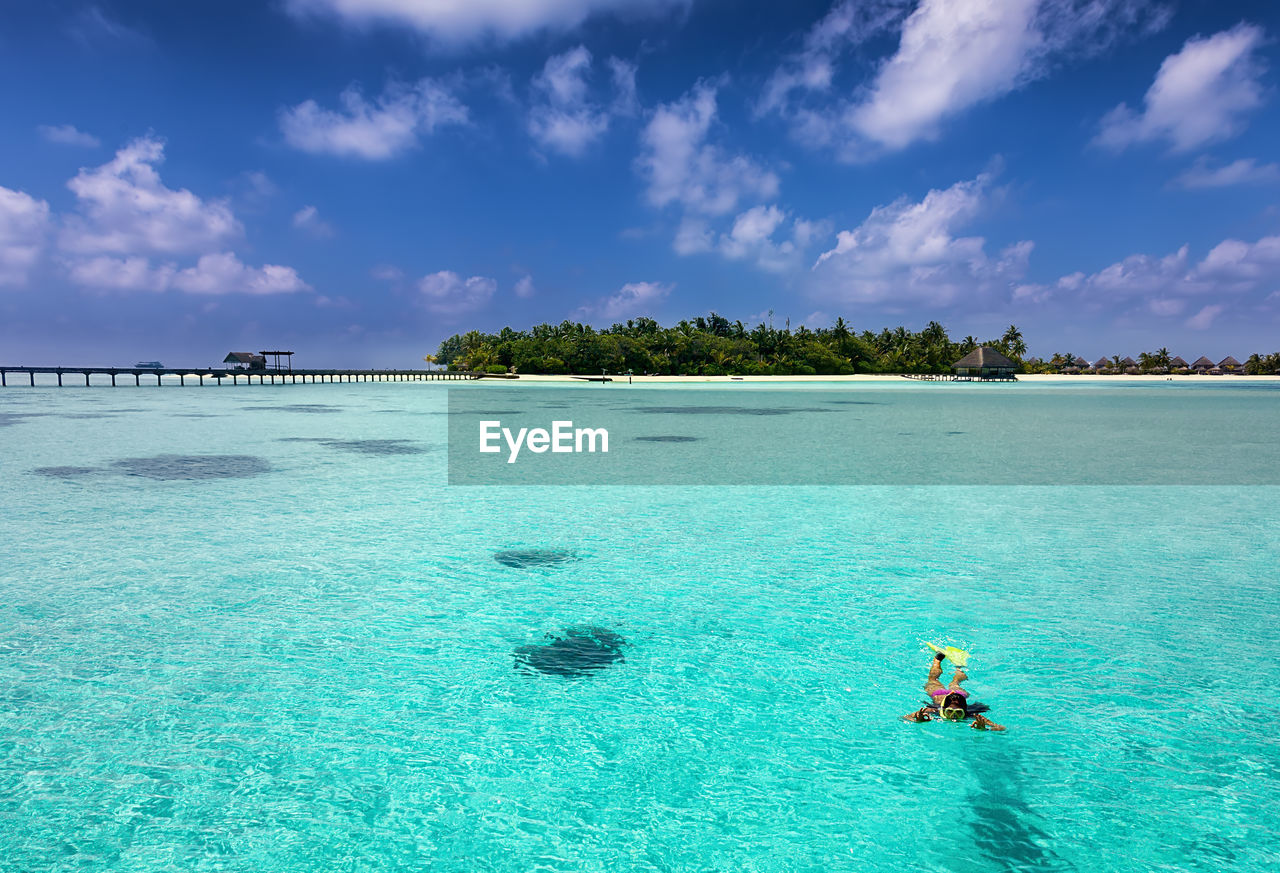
(2, 381, 1278, 872)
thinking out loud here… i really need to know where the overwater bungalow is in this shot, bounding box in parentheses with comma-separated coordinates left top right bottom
(1191, 356, 1215, 373)
(952, 346, 1017, 379)
(223, 352, 267, 371)
(1218, 356, 1242, 373)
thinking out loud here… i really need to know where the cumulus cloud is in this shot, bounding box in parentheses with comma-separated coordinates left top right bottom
(809, 171, 1030, 305)
(67, 252, 308, 295)
(38, 124, 100, 147)
(639, 83, 779, 216)
(579, 280, 671, 321)
(0, 186, 51, 286)
(53, 137, 309, 296)
(280, 79, 467, 160)
(1173, 156, 1280, 189)
(61, 137, 241, 255)
(757, 0, 911, 119)
(514, 274, 536, 297)
(292, 205, 335, 237)
(417, 270, 497, 316)
(528, 46, 623, 156)
(762, 0, 1169, 158)
(285, 0, 688, 45)
(1096, 24, 1267, 152)
(715, 205, 829, 273)
(1014, 235, 1280, 322)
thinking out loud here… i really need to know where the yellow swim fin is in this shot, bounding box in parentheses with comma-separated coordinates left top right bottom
(927, 642, 969, 667)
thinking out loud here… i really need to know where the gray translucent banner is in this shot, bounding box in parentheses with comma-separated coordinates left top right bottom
(447, 384, 1280, 485)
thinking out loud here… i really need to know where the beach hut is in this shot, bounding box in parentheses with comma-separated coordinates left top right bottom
(952, 346, 1017, 379)
(1191, 356, 1215, 373)
(223, 352, 266, 371)
(1121, 356, 1138, 369)
(1218, 356, 1242, 373)
(1169, 355, 1189, 369)
(1074, 356, 1091, 368)
(1093, 357, 1111, 371)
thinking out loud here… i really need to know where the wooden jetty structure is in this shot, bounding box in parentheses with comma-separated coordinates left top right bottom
(0, 365, 487, 387)
(900, 373, 1017, 382)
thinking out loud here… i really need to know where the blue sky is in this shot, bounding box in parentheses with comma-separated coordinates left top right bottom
(1, 0, 1277, 366)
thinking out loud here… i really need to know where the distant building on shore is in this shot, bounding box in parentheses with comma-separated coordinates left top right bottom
(1218, 356, 1241, 373)
(952, 346, 1017, 379)
(1191, 356, 1215, 374)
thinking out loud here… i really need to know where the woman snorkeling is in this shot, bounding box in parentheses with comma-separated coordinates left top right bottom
(903, 651, 1005, 730)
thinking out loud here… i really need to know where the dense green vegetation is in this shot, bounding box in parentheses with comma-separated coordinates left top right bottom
(433, 316, 1280, 376)
(432, 316, 1027, 375)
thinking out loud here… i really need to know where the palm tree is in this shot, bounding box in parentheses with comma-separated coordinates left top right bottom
(1001, 325, 1027, 359)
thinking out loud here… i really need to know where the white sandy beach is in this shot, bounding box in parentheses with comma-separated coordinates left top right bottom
(497, 373, 1280, 384)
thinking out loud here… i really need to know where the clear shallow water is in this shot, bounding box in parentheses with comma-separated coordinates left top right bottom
(1, 382, 1278, 872)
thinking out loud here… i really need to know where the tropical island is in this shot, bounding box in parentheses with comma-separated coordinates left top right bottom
(432, 316, 1280, 376)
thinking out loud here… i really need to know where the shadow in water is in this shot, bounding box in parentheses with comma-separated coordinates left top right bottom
(514, 626, 627, 677)
(110, 455, 272, 480)
(493, 549, 580, 569)
(634, 435, 700, 443)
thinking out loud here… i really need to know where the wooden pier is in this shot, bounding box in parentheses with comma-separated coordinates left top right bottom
(0, 366, 485, 387)
(900, 373, 1017, 382)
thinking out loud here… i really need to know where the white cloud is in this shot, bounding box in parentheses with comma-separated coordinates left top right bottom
(280, 79, 467, 160)
(173, 253, 310, 295)
(579, 280, 671, 321)
(66, 252, 308, 295)
(417, 270, 497, 315)
(1186, 303, 1224, 330)
(61, 137, 241, 255)
(285, 0, 688, 45)
(66, 255, 173, 292)
(1096, 24, 1267, 152)
(849, 0, 1042, 150)
(371, 264, 404, 281)
(1172, 156, 1280, 189)
(757, 0, 911, 119)
(38, 124, 100, 147)
(514, 275, 536, 297)
(52, 137, 310, 296)
(1016, 235, 1280, 321)
(292, 205, 335, 237)
(639, 83, 779, 216)
(0, 186, 51, 286)
(528, 47, 610, 156)
(810, 171, 1030, 305)
(762, 0, 1169, 158)
(715, 205, 829, 273)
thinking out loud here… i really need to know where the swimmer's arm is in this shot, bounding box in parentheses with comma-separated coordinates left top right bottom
(902, 707, 933, 723)
(971, 713, 1006, 731)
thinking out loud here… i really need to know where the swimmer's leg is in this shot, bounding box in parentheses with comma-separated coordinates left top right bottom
(947, 668, 969, 691)
(924, 653, 945, 695)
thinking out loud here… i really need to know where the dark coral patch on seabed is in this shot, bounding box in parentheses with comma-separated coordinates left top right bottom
(32, 466, 98, 478)
(110, 455, 272, 480)
(493, 549, 580, 569)
(514, 626, 628, 677)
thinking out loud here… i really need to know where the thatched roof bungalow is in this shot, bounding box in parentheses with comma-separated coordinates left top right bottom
(1218, 356, 1242, 372)
(1093, 357, 1111, 370)
(1191, 356, 1215, 372)
(1169, 355, 1189, 368)
(1121, 356, 1138, 369)
(953, 346, 1017, 379)
(223, 352, 266, 370)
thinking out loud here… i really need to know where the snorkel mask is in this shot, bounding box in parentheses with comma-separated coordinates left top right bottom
(940, 694, 967, 721)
